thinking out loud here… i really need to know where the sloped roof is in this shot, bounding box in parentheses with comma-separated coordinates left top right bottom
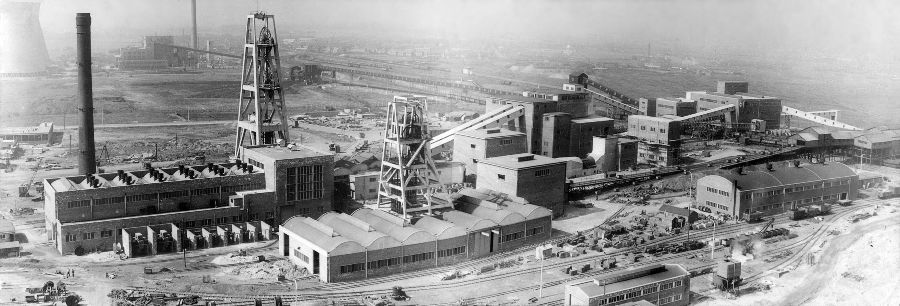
(441, 211, 497, 231)
(412, 216, 467, 239)
(350, 208, 434, 245)
(280, 217, 364, 256)
(317, 212, 401, 250)
(721, 163, 856, 190)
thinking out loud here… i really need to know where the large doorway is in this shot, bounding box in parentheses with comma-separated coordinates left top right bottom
(313, 251, 320, 275)
(282, 234, 290, 256)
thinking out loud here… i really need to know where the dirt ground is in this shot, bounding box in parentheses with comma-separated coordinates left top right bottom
(695, 199, 900, 306)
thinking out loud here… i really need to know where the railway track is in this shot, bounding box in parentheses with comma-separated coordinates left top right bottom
(122, 201, 881, 305)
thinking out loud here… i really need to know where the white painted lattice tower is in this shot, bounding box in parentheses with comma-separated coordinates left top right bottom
(235, 12, 289, 157)
(377, 95, 449, 219)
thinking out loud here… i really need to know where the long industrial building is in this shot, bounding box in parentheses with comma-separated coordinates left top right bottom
(279, 188, 551, 282)
(696, 162, 858, 219)
(565, 264, 690, 306)
(43, 145, 333, 255)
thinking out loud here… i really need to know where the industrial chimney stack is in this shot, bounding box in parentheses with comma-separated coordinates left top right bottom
(76, 13, 97, 175)
(190, 0, 198, 49)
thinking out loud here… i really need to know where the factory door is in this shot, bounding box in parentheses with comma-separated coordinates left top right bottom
(840, 193, 848, 200)
(490, 229, 500, 253)
(313, 251, 320, 275)
(282, 234, 290, 257)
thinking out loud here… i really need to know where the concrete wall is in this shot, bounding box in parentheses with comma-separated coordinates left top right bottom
(569, 119, 614, 158)
(541, 113, 572, 157)
(56, 206, 243, 255)
(476, 161, 569, 214)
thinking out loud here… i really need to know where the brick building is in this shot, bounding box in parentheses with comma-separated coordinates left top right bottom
(476, 153, 567, 215)
(696, 162, 858, 220)
(452, 128, 528, 177)
(43, 144, 333, 255)
(239, 145, 335, 221)
(565, 264, 690, 306)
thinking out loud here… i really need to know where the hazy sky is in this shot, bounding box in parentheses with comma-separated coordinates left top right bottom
(37, 0, 900, 61)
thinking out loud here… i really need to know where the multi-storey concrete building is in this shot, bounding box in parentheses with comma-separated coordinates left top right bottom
(569, 117, 615, 158)
(588, 136, 638, 171)
(639, 98, 657, 117)
(565, 264, 690, 306)
(452, 128, 528, 177)
(279, 189, 551, 283)
(239, 145, 335, 221)
(541, 112, 572, 158)
(627, 115, 682, 166)
(687, 91, 782, 130)
(696, 162, 858, 219)
(653, 98, 696, 117)
(485, 95, 556, 155)
(476, 153, 567, 214)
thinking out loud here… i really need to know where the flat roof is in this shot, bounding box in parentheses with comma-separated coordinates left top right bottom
(456, 128, 525, 140)
(479, 153, 565, 171)
(571, 116, 614, 124)
(0, 122, 53, 135)
(488, 95, 552, 103)
(572, 264, 688, 297)
(244, 144, 332, 160)
(628, 115, 677, 123)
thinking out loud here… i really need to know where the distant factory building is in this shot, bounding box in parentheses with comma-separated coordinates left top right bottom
(696, 162, 858, 220)
(484, 90, 592, 155)
(627, 115, 682, 167)
(541, 114, 615, 159)
(652, 98, 697, 118)
(279, 189, 551, 283)
(564, 264, 690, 306)
(476, 153, 567, 215)
(116, 36, 180, 70)
(686, 82, 782, 130)
(453, 128, 528, 178)
(0, 122, 53, 145)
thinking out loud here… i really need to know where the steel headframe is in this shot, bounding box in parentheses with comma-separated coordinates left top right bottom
(235, 12, 290, 157)
(376, 95, 448, 220)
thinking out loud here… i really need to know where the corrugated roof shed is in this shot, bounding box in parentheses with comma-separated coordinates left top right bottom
(351, 208, 434, 245)
(280, 217, 364, 256)
(412, 216, 467, 239)
(317, 213, 401, 250)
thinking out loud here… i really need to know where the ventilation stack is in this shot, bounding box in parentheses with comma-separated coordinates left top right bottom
(234, 12, 289, 157)
(76, 13, 96, 175)
(0, 0, 50, 78)
(190, 0, 198, 49)
(376, 95, 449, 220)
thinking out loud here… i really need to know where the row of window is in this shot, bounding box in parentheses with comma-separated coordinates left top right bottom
(403, 251, 434, 264)
(535, 169, 551, 177)
(706, 201, 729, 211)
(747, 180, 852, 199)
(247, 158, 265, 169)
(64, 229, 114, 242)
(706, 187, 730, 197)
(501, 231, 524, 243)
(527, 226, 544, 236)
(437, 246, 466, 258)
(294, 248, 310, 263)
(64, 184, 261, 210)
(339, 263, 365, 274)
(595, 279, 685, 305)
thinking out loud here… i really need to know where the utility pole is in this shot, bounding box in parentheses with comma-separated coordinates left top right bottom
(538, 249, 544, 299)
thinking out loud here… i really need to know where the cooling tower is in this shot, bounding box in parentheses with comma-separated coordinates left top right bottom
(0, 0, 50, 78)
